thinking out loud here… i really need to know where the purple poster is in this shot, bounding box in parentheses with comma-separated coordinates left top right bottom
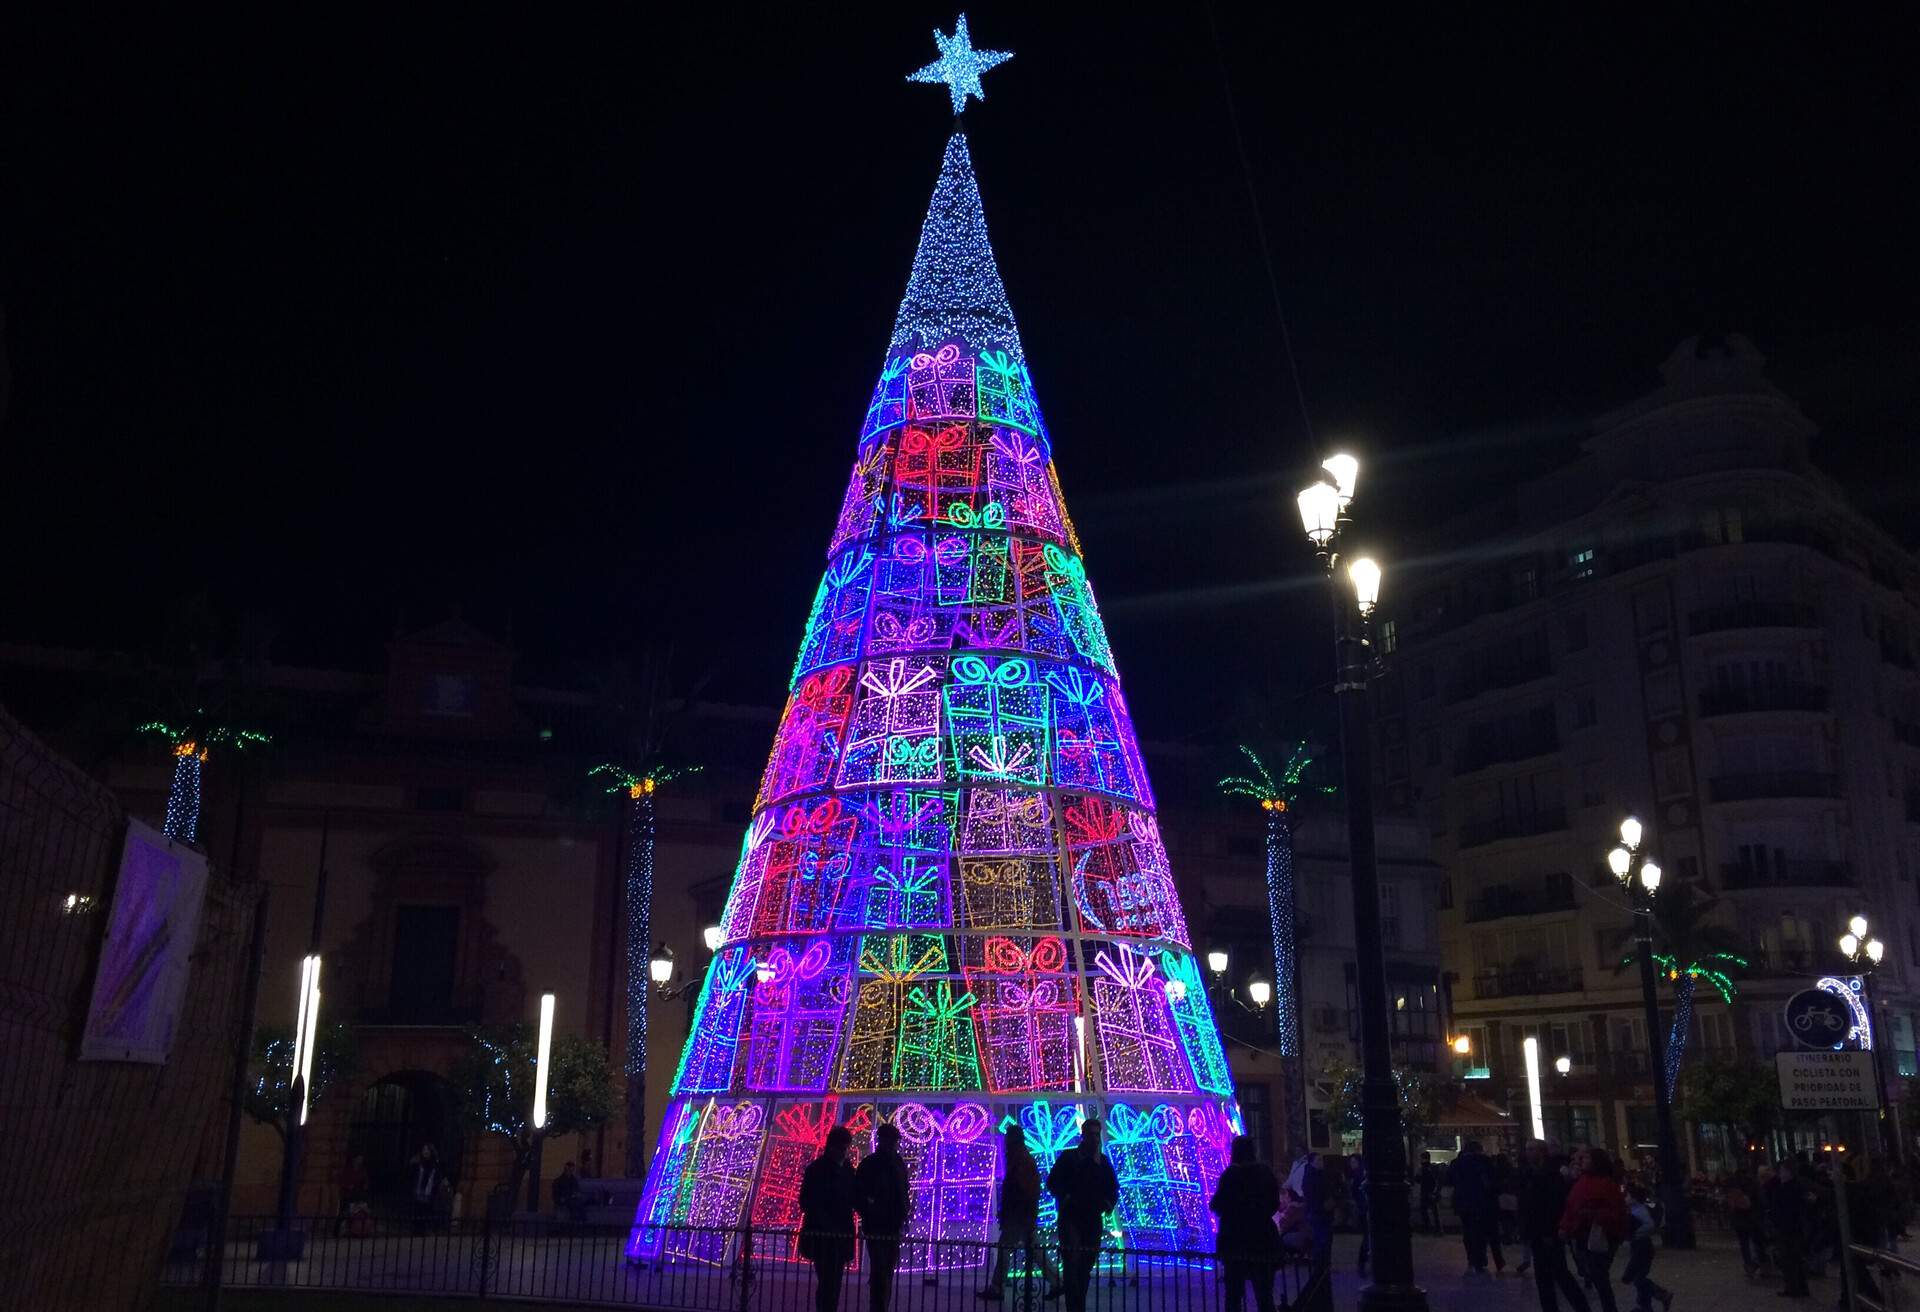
(79, 818, 210, 1064)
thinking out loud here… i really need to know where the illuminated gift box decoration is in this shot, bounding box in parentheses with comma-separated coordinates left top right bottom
(671, 948, 757, 1094)
(967, 935, 1076, 1092)
(634, 91, 1241, 1261)
(895, 1101, 998, 1269)
(796, 547, 877, 678)
(759, 666, 855, 806)
(1160, 951, 1234, 1096)
(1091, 945, 1193, 1095)
(1008, 1099, 1083, 1231)
(746, 939, 853, 1093)
(945, 655, 1050, 787)
(838, 936, 948, 1092)
(837, 656, 947, 787)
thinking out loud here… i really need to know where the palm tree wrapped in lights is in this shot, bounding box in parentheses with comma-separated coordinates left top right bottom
(590, 759, 700, 1177)
(139, 715, 271, 845)
(1219, 742, 1335, 1156)
(1616, 882, 1746, 1099)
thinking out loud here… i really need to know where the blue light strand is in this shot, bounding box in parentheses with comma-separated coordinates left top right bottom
(1266, 810, 1299, 1059)
(886, 132, 1026, 364)
(164, 752, 202, 844)
(627, 789, 655, 1084)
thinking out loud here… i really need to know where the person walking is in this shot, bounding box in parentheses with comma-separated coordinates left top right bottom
(551, 1161, 586, 1224)
(1210, 1135, 1283, 1312)
(410, 1144, 441, 1234)
(1518, 1140, 1590, 1312)
(856, 1123, 914, 1312)
(800, 1126, 858, 1312)
(1768, 1159, 1811, 1299)
(1451, 1140, 1506, 1276)
(979, 1124, 1061, 1302)
(1418, 1152, 1444, 1234)
(1559, 1147, 1629, 1312)
(1349, 1153, 1371, 1274)
(1725, 1171, 1765, 1277)
(1620, 1182, 1673, 1312)
(1047, 1121, 1119, 1312)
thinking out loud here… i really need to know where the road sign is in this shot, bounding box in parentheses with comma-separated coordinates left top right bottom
(1776, 1050, 1880, 1110)
(1784, 987, 1856, 1050)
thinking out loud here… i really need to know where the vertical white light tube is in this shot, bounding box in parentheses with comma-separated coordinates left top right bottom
(291, 955, 316, 1123)
(299, 957, 322, 1125)
(1523, 1035, 1545, 1140)
(1072, 1016, 1087, 1093)
(533, 992, 556, 1130)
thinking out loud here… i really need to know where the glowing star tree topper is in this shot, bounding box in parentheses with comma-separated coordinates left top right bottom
(907, 13, 1013, 115)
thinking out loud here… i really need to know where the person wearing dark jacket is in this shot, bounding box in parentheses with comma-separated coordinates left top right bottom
(1418, 1153, 1444, 1233)
(980, 1124, 1061, 1302)
(1768, 1159, 1811, 1298)
(1048, 1121, 1120, 1312)
(1211, 1136, 1283, 1312)
(800, 1126, 859, 1312)
(855, 1123, 914, 1312)
(1450, 1140, 1506, 1276)
(1559, 1148, 1629, 1312)
(1518, 1141, 1590, 1312)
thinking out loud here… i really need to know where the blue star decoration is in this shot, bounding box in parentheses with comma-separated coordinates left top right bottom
(906, 14, 1013, 115)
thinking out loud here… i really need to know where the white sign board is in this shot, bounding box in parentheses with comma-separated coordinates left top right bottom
(1776, 1050, 1880, 1111)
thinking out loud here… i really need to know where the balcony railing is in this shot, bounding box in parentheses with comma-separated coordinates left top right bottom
(1708, 771, 1840, 802)
(1445, 657, 1555, 705)
(1748, 948, 1852, 978)
(1471, 966, 1584, 998)
(1720, 860, 1853, 890)
(1698, 682, 1829, 716)
(1464, 881, 1578, 923)
(1689, 602, 1820, 634)
(1458, 810, 1569, 849)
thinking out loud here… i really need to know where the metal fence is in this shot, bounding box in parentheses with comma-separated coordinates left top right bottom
(0, 705, 259, 1311)
(165, 1218, 1320, 1312)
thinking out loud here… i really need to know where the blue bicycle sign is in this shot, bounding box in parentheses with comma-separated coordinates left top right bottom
(1784, 988, 1856, 1050)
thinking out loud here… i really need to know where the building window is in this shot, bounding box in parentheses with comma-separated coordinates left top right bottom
(1380, 619, 1399, 655)
(1380, 883, 1401, 947)
(1569, 547, 1596, 580)
(1237, 1082, 1275, 1160)
(389, 905, 460, 1024)
(1700, 505, 1745, 545)
(1565, 613, 1589, 652)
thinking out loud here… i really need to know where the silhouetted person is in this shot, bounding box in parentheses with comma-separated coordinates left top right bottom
(1211, 1135, 1283, 1312)
(552, 1161, 585, 1224)
(856, 1123, 913, 1312)
(800, 1126, 858, 1312)
(1451, 1140, 1505, 1275)
(1768, 1159, 1811, 1298)
(1047, 1121, 1119, 1312)
(981, 1124, 1060, 1301)
(1518, 1139, 1589, 1312)
(1418, 1152, 1443, 1233)
(410, 1144, 441, 1233)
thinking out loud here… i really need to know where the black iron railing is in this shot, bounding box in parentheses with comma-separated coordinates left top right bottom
(1471, 965, 1584, 998)
(1698, 681, 1829, 716)
(1457, 810, 1569, 849)
(1720, 859, 1852, 889)
(1688, 602, 1819, 635)
(162, 1217, 1318, 1312)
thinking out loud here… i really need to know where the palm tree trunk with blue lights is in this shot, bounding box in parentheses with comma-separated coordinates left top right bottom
(1665, 972, 1695, 1101)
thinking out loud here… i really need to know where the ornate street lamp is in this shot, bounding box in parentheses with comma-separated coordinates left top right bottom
(1610, 817, 1692, 1246)
(1840, 915, 1898, 1161)
(1295, 453, 1425, 1312)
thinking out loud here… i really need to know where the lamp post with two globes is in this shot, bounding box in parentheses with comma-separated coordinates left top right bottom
(1608, 817, 1694, 1247)
(1296, 454, 1424, 1312)
(1839, 915, 1899, 1162)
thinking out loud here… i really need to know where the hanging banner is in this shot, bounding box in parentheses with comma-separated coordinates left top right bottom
(79, 818, 210, 1064)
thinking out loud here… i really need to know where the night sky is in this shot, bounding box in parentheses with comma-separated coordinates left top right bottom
(4, 5, 1915, 743)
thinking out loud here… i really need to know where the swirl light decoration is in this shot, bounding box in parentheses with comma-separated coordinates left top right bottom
(628, 22, 1239, 1270)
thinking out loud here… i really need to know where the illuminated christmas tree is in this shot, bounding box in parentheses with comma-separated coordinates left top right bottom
(629, 18, 1240, 1269)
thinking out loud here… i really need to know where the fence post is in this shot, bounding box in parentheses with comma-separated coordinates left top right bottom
(736, 1225, 754, 1312)
(478, 1204, 492, 1300)
(205, 886, 269, 1312)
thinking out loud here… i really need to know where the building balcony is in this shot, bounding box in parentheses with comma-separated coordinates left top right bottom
(1445, 658, 1555, 705)
(1719, 859, 1853, 890)
(1688, 602, 1820, 635)
(1747, 947, 1851, 978)
(1471, 966, 1584, 999)
(1458, 809, 1570, 849)
(1697, 682, 1829, 717)
(1707, 771, 1840, 803)
(1464, 881, 1578, 923)
(1454, 729, 1560, 774)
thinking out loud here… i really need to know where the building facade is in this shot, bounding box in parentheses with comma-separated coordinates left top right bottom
(1375, 336, 1920, 1162)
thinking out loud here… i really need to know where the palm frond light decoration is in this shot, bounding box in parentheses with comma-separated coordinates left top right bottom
(140, 715, 271, 844)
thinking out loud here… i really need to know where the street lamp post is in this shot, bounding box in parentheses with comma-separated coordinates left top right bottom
(1608, 818, 1694, 1248)
(1297, 455, 1425, 1312)
(1839, 915, 1898, 1162)
(1554, 1054, 1573, 1144)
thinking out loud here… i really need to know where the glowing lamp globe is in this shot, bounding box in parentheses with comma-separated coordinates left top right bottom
(1619, 816, 1643, 850)
(1867, 937, 1886, 964)
(1247, 977, 1273, 1009)
(648, 943, 675, 986)
(1607, 846, 1633, 879)
(1638, 861, 1662, 893)
(1554, 1055, 1571, 1075)
(1850, 914, 1870, 939)
(1297, 483, 1339, 547)
(1206, 948, 1229, 976)
(1840, 932, 1860, 958)
(1349, 557, 1382, 616)
(702, 925, 723, 953)
(1321, 453, 1359, 507)
(1452, 1035, 1472, 1056)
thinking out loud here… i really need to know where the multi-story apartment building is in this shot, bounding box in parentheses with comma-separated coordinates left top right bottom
(1374, 335, 1920, 1162)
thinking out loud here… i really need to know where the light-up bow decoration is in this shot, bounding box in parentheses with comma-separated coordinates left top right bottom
(907, 13, 1014, 115)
